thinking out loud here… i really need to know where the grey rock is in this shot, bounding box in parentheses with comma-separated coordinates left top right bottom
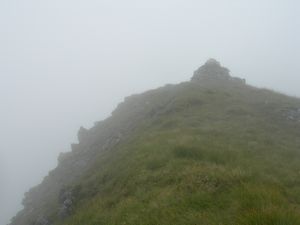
(285, 108, 300, 121)
(58, 205, 70, 220)
(35, 216, 50, 225)
(191, 59, 230, 81)
(63, 199, 73, 208)
(58, 189, 74, 220)
(59, 189, 73, 204)
(71, 143, 80, 152)
(78, 126, 88, 143)
(191, 59, 246, 85)
(57, 152, 72, 163)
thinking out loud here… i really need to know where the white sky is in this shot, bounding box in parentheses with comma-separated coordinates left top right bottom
(1, 0, 300, 224)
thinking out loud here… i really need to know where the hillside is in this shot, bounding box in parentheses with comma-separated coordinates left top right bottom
(10, 59, 300, 225)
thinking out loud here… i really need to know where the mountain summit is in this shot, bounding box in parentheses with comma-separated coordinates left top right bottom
(10, 60, 300, 225)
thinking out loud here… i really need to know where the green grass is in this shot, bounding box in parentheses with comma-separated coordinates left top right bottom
(62, 83, 300, 224)
(58, 84, 300, 224)
(12, 81, 300, 225)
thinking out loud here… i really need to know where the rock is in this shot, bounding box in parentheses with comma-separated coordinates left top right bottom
(59, 189, 73, 204)
(22, 192, 33, 207)
(57, 152, 72, 163)
(230, 77, 246, 85)
(58, 189, 74, 220)
(191, 59, 230, 81)
(58, 205, 69, 220)
(285, 108, 300, 121)
(35, 216, 50, 225)
(191, 59, 246, 85)
(63, 199, 73, 207)
(71, 143, 80, 152)
(78, 126, 88, 143)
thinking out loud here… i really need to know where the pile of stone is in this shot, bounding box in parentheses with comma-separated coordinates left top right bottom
(191, 59, 246, 85)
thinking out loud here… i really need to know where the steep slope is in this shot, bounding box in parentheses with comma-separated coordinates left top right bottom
(10, 59, 300, 225)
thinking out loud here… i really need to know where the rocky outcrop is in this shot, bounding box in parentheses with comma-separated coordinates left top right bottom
(191, 59, 246, 85)
(77, 126, 88, 143)
(34, 216, 50, 225)
(284, 108, 300, 122)
(58, 189, 74, 219)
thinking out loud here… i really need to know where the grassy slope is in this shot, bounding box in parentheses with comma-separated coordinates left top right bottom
(56, 82, 300, 225)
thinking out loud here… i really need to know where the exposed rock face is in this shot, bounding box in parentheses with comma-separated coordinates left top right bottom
(77, 126, 88, 143)
(34, 216, 50, 225)
(191, 59, 246, 85)
(284, 108, 300, 122)
(58, 189, 74, 219)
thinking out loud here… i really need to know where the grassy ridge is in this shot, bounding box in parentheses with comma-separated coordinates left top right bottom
(52, 83, 300, 225)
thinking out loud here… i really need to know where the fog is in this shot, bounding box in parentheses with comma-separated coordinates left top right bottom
(1, 0, 300, 224)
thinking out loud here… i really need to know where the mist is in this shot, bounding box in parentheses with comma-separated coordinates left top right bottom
(1, 0, 300, 224)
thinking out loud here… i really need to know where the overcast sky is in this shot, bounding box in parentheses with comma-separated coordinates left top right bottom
(1, 0, 300, 224)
